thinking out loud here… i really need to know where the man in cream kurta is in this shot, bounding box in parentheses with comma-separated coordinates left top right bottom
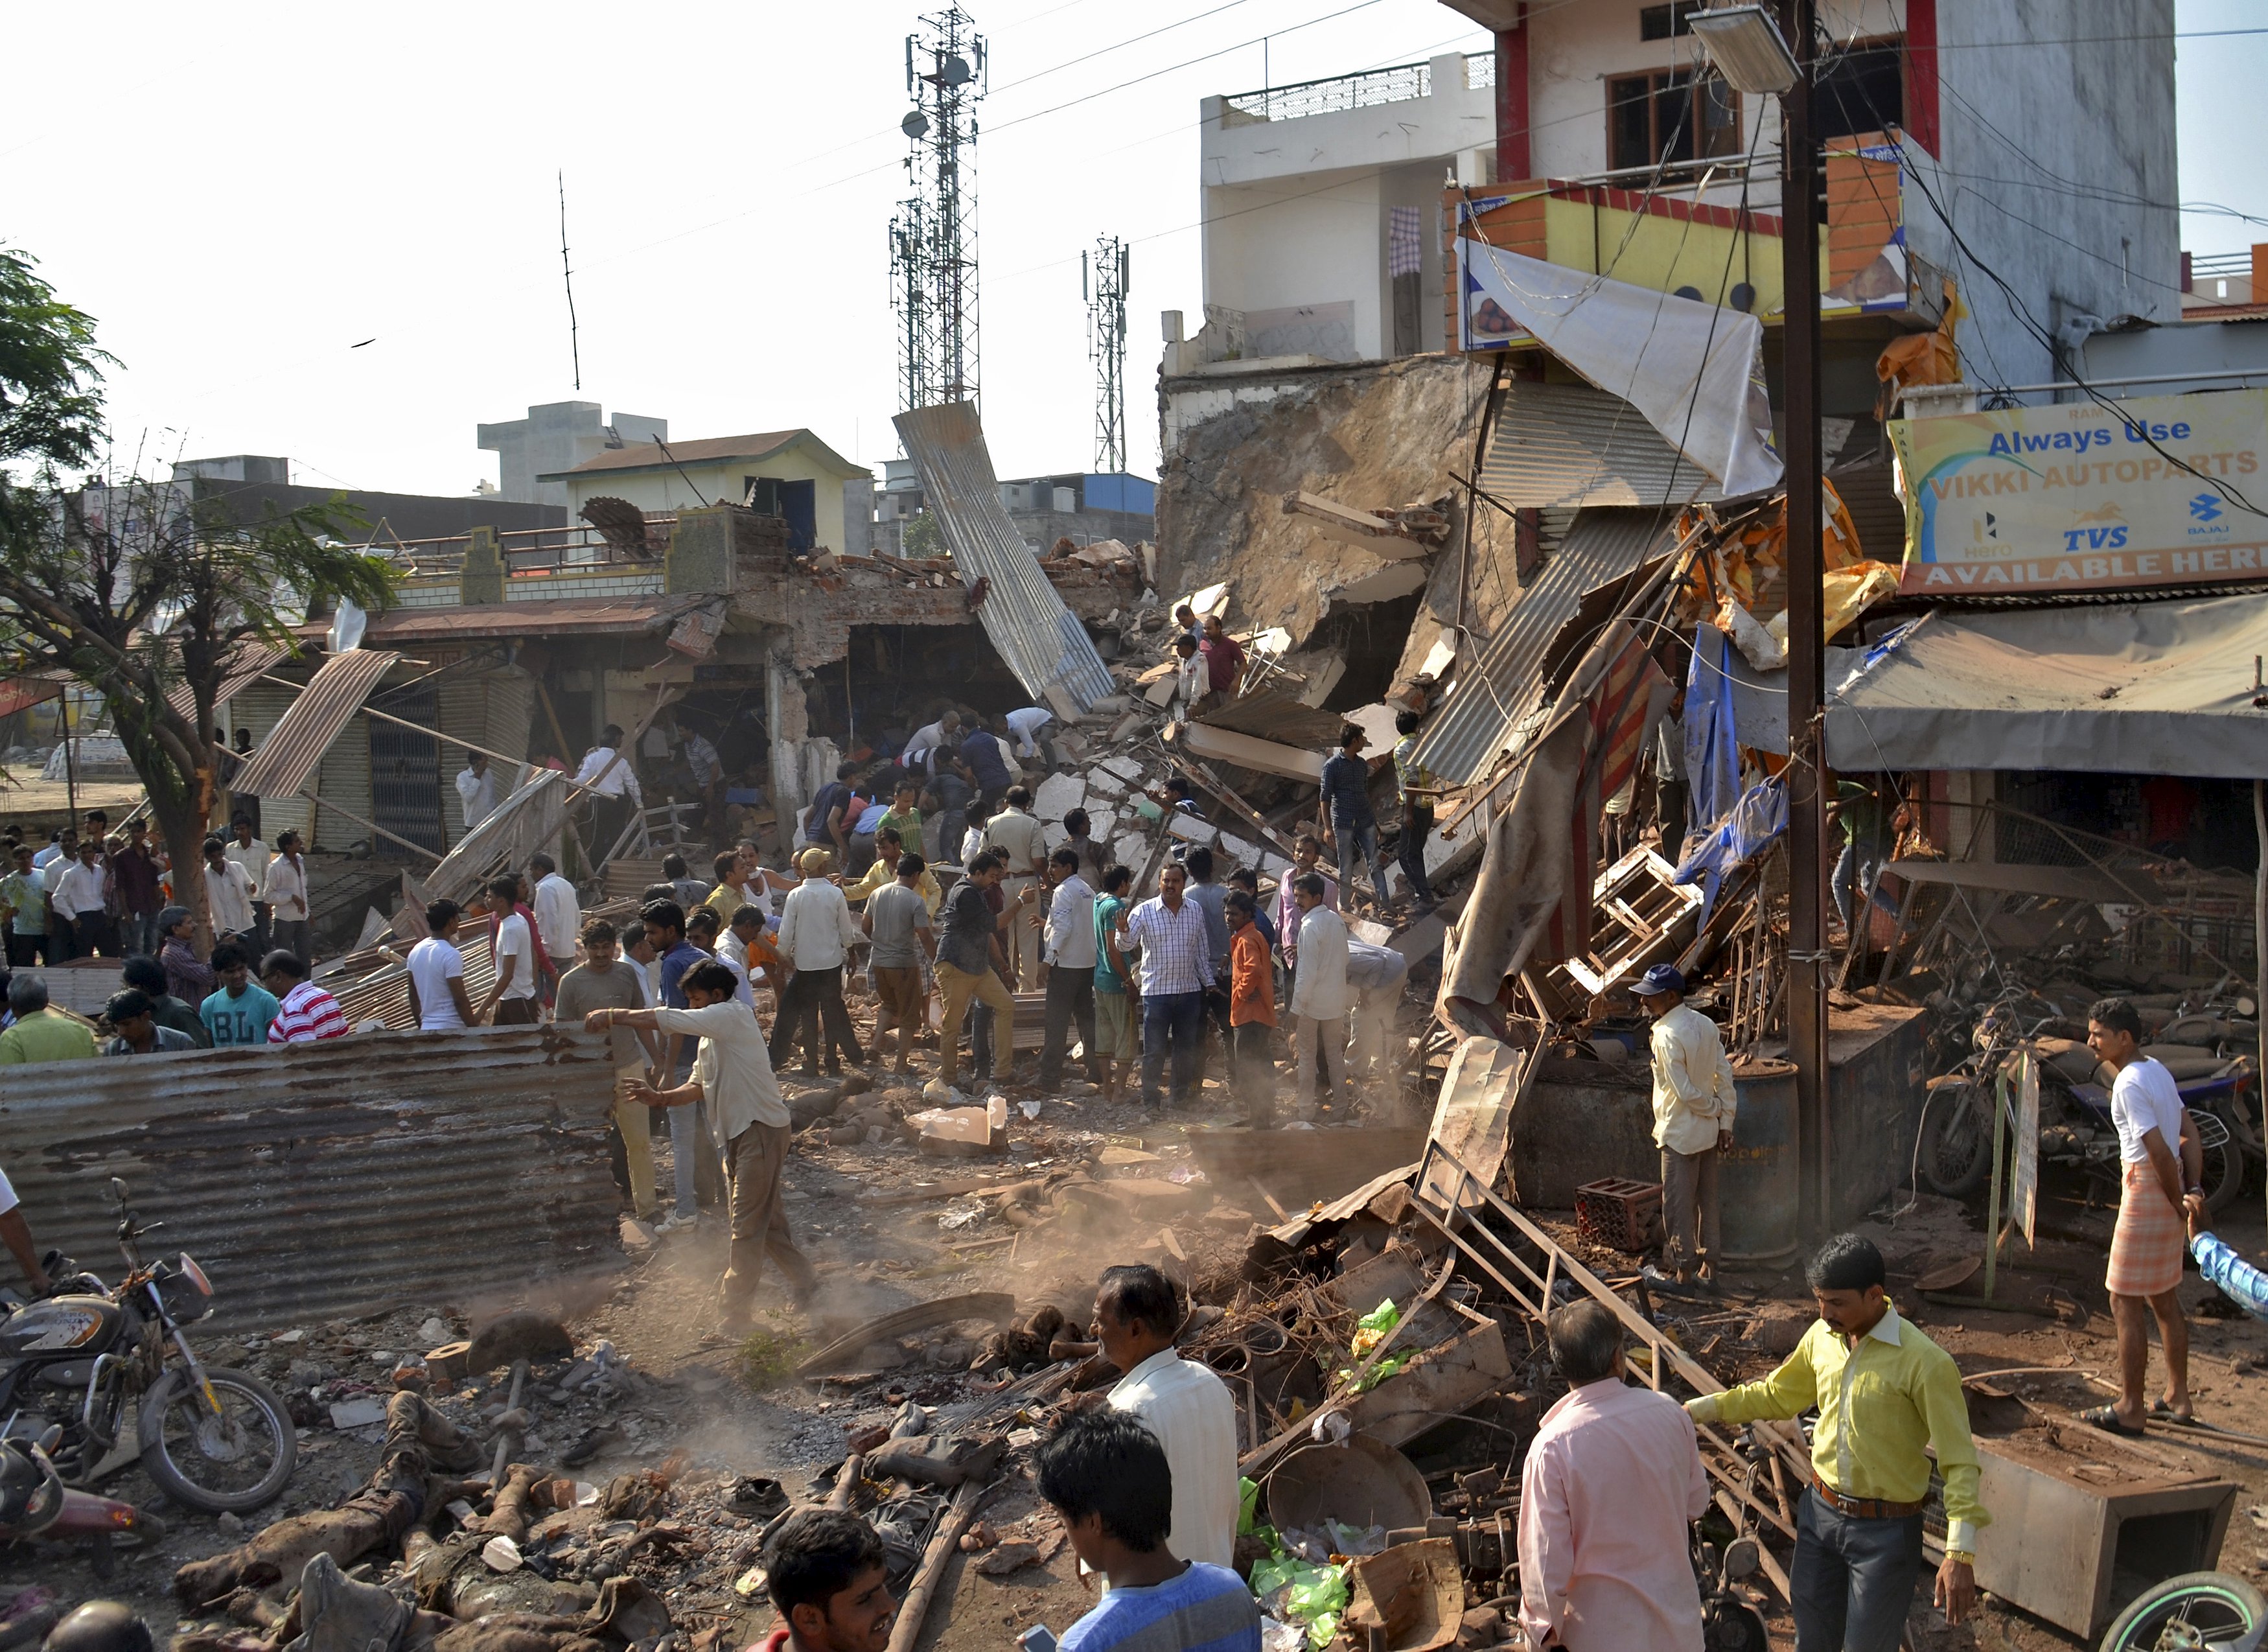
(1636, 963, 1737, 1285)
(1093, 1262, 1238, 1575)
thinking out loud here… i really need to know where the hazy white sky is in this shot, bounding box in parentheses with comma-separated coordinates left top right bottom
(5, 1, 2258, 504)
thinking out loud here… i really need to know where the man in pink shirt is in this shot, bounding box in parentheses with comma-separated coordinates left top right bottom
(1518, 1300, 1708, 1650)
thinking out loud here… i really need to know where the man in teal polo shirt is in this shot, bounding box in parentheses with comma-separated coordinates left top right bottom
(200, 940, 282, 1047)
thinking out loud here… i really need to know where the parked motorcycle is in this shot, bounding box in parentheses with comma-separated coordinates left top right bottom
(0, 1427, 165, 1578)
(2097, 1569, 2267, 1650)
(0, 1178, 295, 1514)
(1919, 1006, 2250, 1214)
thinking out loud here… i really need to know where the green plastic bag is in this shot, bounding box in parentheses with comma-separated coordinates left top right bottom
(1248, 1555, 1350, 1652)
(1237, 1476, 1261, 1536)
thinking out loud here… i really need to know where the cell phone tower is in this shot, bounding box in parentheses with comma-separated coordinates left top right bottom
(1083, 236, 1129, 472)
(889, 7, 986, 415)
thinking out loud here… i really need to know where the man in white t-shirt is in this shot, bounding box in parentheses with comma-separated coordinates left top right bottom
(406, 899, 476, 1031)
(1003, 705, 1055, 762)
(2089, 995, 2208, 1436)
(1093, 1262, 1237, 1570)
(531, 851, 581, 983)
(480, 875, 541, 1027)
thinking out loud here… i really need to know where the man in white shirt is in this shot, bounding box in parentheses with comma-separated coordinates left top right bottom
(1275, 833, 1337, 1005)
(480, 874, 542, 1027)
(1003, 705, 1055, 762)
(1287, 874, 1352, 1119)
(455, 752, 499, 831)
(48, 837, 109, 961)
(984, 787, 1050, 990)
(530, 851, 581, 983)
(1093, 1263, 1237, 1570)
(771, 847, 868, 1076)
(406, 899, 477, 1030)
(1635, 964, 1737, 1286)
(575, 723, 645, 855)
(1038, 846, 1104, 1090)
(265, 830, 312, 962)
(225, 815, 273, 955)
(201, 836, 259, 949)
(901, 709, 962, 776)
(586, 960, 819, 1336)
(1344, 936, 1411, 1091)
(2090, 994, 2208, 1434)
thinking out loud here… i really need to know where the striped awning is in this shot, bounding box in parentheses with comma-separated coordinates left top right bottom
(227, 648, 402, 798)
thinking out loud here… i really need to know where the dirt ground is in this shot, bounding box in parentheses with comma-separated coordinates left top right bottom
(13, 999, 2268, 1652)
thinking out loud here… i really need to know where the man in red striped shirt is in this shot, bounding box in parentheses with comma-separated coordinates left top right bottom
(260, 950, 348, 1045)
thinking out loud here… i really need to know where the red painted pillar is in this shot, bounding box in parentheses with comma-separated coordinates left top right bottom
(1496, 8, 1529, 180)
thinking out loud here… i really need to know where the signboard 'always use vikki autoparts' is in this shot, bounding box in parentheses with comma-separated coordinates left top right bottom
(1890, 388, 2268, 595)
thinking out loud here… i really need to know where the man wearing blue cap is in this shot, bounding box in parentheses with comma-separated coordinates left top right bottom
(1634, 964, 1737, 1286)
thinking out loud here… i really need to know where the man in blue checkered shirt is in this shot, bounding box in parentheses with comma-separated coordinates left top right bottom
(1118, 863, 1212, 1110)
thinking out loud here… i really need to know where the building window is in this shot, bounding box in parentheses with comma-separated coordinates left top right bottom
(1814, 43, 1904, 143)
(1638, 2, 1704, 41)
(1608, 68, 1739, 172)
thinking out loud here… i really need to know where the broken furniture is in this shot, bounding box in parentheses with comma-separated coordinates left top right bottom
(1545, 846, 1704, 1006)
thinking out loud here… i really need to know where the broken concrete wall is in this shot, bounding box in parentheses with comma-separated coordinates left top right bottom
(1156, 354, 1516, 673)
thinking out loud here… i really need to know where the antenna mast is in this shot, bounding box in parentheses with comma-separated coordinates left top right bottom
(890, 6, 986, 416)
(559, 170, 581, 392)
(1084, 236, 1129, 472)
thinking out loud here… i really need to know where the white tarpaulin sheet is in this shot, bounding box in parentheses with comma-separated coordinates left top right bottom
(1458, 240, 1783, 498)
(1822, 594, 2268, 778)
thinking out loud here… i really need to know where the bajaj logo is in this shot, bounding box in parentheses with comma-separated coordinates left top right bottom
(2191, 493, 2224, 522)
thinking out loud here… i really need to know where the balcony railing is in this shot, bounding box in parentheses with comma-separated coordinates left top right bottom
(1221, 50, 1492, 125)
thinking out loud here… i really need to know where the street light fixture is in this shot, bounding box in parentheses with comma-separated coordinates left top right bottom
(1688, 4, 1801, 95)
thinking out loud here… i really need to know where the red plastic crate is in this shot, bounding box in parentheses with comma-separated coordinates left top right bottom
(1575, 1176, 1665, 1253)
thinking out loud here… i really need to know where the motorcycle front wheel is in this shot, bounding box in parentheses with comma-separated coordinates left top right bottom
(135, 1367, 297, 1513)
(2098, 1570, 2267, 1651)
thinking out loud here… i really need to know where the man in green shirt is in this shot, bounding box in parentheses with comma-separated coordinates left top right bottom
(1685, 1233, 1983, 1649)
(198, 941, 282, 1047)
(876, 780, 925, 864)
(0, 976, 95, 1064)
(0, 843, 47, 966)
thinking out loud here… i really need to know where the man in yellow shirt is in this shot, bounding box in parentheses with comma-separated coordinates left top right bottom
(841, 828, 941, 914)
(1684, 1234, 1983, 1652)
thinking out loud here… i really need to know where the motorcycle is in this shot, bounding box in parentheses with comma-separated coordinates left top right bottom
(0, 1427, 165, 1579)
(1918, 1008, 2250, 1215)
(0, 1177, 295, 1515)
(2097, 1569, 2267, 1650)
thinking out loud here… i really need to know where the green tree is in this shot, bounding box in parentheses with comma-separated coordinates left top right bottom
(0, 248, 398, 937)
(901, 509, 945, 557)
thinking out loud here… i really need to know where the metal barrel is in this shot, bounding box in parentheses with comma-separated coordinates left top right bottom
(1720, 1058, 1799, 1263)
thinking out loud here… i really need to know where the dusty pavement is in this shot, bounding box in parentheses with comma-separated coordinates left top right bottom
(14, 1003, 2268, 1652)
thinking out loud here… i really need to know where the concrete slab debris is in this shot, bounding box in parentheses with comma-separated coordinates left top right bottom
(1033, 773, 1086, 821)
(1179, 722, 1326, 782)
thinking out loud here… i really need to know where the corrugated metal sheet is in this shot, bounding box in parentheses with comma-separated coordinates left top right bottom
(420, 769, 575, 908)
(895, 403, 1116, 714)
(170, 642, 292, 722)
(438, 675, 488, 844)
(332, 927, 500, 1030)
(1411, 507, 1680, 784)
(1, 1027, 621, 1336)
(1478, 380, 1724, 511)
(229, 649, 402, 800)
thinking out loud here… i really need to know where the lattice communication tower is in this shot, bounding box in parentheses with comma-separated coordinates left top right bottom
(888, 8, 986, 415)
(1083, 237, 1129, 472)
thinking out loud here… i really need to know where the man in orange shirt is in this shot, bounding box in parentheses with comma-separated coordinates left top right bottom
(1225, 889, 1277, 1126)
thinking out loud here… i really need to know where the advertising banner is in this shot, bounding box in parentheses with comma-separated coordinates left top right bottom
(1890, 388, 2268, 595)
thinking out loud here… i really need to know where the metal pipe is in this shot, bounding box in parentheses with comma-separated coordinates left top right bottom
(1779, 0, 1831, 1243)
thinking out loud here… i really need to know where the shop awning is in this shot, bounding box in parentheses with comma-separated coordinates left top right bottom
(1822, 593, 2268, 778)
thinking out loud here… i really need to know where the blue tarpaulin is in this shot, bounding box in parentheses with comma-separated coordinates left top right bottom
(1673, 774, 1788, 921)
